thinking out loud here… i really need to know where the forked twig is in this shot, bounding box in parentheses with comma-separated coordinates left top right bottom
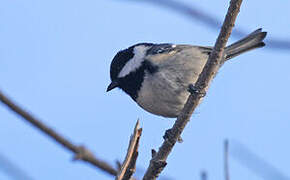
(116, 120, 142, 180)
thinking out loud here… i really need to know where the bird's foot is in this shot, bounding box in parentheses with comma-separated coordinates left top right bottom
(188, 84, 206, 97)
(177, 136, 183, 143)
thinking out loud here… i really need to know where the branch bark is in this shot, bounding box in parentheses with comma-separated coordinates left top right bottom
(142, 0, 243, 179)
(0, 90, 118, 176)
(116, 120, 142, 180)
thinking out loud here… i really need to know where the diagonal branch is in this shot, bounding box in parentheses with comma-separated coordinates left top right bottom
(0, 90, 118, 176)
(116, 120, 142, 180)
(142, 0, 243, 179)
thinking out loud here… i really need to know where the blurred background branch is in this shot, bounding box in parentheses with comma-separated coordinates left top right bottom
(123, 0, 290, 51)
(224, 140, 230, 180)
(200, 171, 208, 180)
(0, 90, 118, 177)
(230, 140, 290, 180)
(0, 152, 34, 180)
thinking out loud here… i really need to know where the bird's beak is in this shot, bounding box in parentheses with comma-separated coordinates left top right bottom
(106, 81, 119, 92)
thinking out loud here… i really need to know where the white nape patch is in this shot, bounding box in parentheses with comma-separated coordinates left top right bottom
(118, 45, 149, 78)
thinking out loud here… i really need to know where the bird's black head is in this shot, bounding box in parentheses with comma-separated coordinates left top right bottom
(107, 43, 158, 100)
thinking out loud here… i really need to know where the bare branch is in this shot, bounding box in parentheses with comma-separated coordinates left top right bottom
(126, 0, 290, 51)
(142, 0, 243, 179)
(116, 120, 142, 180)
(224, 140, 230, 180)
(0, 90, 118, 176)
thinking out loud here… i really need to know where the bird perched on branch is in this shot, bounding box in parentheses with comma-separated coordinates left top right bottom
(107, 29, 267, 118)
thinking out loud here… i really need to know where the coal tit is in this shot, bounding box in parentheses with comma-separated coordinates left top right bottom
(107, 29, 267, 118)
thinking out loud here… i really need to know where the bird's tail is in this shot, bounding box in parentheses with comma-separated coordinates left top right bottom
(225, 28, 267, 60)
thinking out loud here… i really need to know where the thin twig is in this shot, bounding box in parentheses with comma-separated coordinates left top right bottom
(126, 0, 290, 51)
(116, 120, 142, 180)
(224, 140, 230, 180)
(142, 0, 243, 179)
(0, 90, 118, 176)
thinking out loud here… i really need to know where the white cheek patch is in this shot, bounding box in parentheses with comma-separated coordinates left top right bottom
(118, 45, 149, 78)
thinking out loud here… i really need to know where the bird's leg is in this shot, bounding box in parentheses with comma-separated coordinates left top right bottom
(188, 84, 206, 97)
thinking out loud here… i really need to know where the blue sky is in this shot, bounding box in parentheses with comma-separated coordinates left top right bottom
(1, 0, 290, 179)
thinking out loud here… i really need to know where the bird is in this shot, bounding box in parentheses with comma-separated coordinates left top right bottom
(107, 29, 267, 118)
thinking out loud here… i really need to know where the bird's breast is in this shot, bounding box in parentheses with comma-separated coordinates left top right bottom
(136, 71, 191, 118)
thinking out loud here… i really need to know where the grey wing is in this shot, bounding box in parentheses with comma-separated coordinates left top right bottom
(176, 45, 213, 56)
(152, 44, 210, 84)
(146, 43, 178, 55)
(147, 43, 210, 55)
